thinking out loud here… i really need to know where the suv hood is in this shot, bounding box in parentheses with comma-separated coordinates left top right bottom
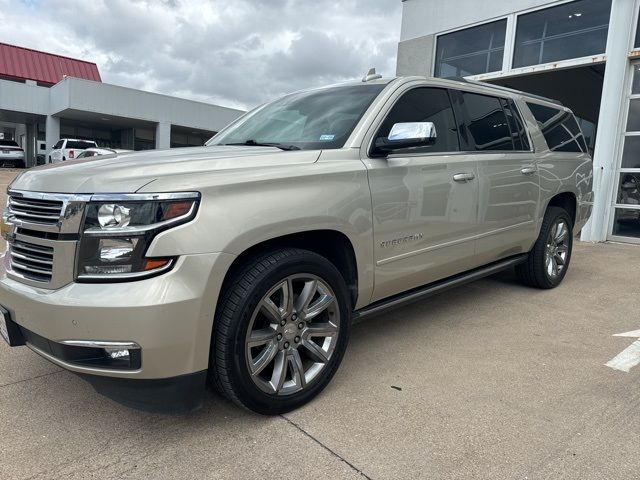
(11, 146, 321, 193)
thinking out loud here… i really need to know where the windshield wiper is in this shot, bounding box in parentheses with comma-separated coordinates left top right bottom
(222, 139, 300, 151)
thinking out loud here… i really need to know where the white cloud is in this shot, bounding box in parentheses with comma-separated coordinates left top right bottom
(1, 0, 402, 110)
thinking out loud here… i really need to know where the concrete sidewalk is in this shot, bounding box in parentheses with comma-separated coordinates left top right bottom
(0, 169, 639, 479)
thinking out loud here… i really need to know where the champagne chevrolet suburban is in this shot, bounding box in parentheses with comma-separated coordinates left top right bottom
(0, 73, 593, 414)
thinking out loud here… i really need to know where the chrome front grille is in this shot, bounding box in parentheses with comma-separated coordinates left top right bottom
(9, 240, 54, 283)
(8, 196, 63, 225)
(3, 190, 91, 289)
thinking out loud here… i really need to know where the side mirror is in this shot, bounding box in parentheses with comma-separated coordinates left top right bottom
(374, 122, 437, 155)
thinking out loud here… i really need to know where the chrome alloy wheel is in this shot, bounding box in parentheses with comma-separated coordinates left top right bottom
(545, 219, 569, 278)
(245, 274, 340, 396)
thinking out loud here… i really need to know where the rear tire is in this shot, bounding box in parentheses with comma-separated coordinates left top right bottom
(516, 206, 573, 289)
(211, 248, 351, 415)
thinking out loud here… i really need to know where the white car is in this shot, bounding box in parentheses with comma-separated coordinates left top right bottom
(75, 148, 133, 159)
(48, 139, 98, 164)
(0, 140, 25, 168)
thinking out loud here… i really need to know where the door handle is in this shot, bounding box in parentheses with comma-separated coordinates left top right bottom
(521, 166, 538, 175)
(453, 173, 475, 183)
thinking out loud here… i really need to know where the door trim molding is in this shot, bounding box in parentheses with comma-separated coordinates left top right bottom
(376, 220, 534, 266)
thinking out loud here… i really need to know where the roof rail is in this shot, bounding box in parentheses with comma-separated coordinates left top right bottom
(444, 76, 563, 106)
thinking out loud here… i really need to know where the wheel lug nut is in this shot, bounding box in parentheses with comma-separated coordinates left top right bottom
(277, 334, 282, 340)
(295, 336, 300, 343)
(284, 342, 290, 348)
(298, 322, 304, 329)
(292, 314, 297, 321)
(280, 320, 286, 326)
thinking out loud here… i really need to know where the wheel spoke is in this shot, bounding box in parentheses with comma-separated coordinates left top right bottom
(305, 289, 334, 320)
(248, 327, 277, 347)
(260, 298, 282, 323)
(301, 338, 329, 363)
(546, 255, 553, 276)
(554, 252, 566, 266)
(295, 279, 317, 314)
(551, 257, 559, 276)
(289, 349, 306, 389)
(305, 321, 338, 338)
(282, 278, 294, 318)
(556, 245, 569, 255)
(250, 341, 278, 375)
(555, 222, 567, 242)
(269, 350, 288, 393)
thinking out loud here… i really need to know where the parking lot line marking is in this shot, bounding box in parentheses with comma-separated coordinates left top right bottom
(605, 330, 640, 373)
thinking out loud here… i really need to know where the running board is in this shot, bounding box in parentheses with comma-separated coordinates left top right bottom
(352, 254, 528, 322)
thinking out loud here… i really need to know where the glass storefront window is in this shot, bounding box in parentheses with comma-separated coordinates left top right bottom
(435, 20, 506, 78)
(513, 0, 612, 68)
(612, 208, 640, 239)
(621, 136, 640, 169)
(617, 173, 640, 206)
(626, 99, 640, 132)
(613, 61, 640, 241)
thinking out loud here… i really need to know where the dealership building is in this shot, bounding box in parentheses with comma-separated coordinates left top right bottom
(0, 43, 243, 167)
(398, 0, 640, 243)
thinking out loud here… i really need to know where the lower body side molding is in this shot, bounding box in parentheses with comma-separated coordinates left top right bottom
(352, 254, 528, 322)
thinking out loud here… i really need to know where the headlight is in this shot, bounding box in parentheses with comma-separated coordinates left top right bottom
(77, 192, 199, 281)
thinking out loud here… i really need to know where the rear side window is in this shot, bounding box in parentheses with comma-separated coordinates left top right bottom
(375, 87, 460, 154)
(65, 141, 96, 149)
(459, 92, 514, 151)
(502, 99, 531, 151)
(0, 140, 19, 147)
(527, 103, 587, 153)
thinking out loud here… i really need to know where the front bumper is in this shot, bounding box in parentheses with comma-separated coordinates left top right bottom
(0, 252, 234, 380)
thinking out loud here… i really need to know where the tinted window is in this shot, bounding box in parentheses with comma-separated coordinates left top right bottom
(460, 92, 513, 151)
(527, 102, 587, 153)
(53, 140, 64, 149)
(621, 136, 640, 169)
(435, 20, 506, 77)
(636, 10, 640, 48)
(209, 84, 386, 151)
(502, 99, 531, 151)
(374, 88, 459, 154)
(513, 0, 612, 68)
(65, 141, 96, 149)
(0, 140, 19, 147)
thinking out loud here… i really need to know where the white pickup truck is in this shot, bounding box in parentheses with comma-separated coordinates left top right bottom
(48, 138, 98, 163)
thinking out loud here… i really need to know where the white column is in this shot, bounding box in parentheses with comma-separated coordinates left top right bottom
(581, 0, 637, 242)
(155, 122, 171, 150)
(45, 115, 60, 155)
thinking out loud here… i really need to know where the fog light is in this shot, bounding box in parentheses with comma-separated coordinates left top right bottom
(83, 265, 133, 275)
(99, 238, 138, 262)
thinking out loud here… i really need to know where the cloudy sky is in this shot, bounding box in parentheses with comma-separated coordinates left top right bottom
(1, 0, 402, 111)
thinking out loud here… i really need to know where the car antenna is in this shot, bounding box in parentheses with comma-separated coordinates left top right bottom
(362, 68, 382, 82)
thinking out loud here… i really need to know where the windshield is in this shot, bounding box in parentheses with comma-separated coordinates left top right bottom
(208, 84, 387, 150)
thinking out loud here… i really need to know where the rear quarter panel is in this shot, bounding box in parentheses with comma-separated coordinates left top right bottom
(516, 97, 594, 238)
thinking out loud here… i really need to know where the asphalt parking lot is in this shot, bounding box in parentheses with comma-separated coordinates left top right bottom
(0, 169, 639, 479)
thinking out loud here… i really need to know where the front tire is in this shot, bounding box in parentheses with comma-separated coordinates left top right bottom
(516, 206, 573, 289)
(211, 248, 351, 414)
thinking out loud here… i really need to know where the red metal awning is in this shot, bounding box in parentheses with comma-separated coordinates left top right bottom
(0, 42, 101, 86)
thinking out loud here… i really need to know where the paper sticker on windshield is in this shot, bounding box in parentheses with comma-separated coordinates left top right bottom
(319, 134, 335, 141)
